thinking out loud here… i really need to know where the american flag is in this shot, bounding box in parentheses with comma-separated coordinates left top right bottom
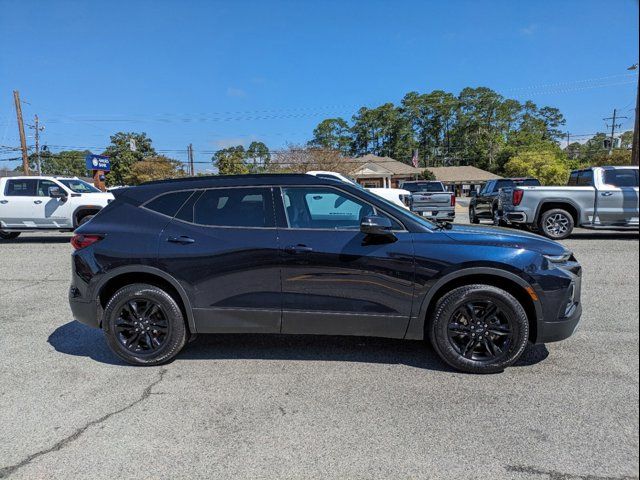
(411, 149, 419, 168)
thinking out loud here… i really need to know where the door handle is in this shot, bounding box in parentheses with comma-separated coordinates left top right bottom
(167, 236, 195, 245)
(0, 200, 7, 204)
(34, 200, 42, 204)
(601, 192, 614, 197)
(284, 244, 313, 254)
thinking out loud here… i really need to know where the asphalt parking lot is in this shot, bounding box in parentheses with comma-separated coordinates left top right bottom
(0, 214, 638, 479)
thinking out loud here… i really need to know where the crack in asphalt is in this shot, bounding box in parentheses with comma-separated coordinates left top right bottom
(506, 465, 638, 480)
(0, 368, 168, 479)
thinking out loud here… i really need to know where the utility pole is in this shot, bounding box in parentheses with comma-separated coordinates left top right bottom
(630, 63, 639, 166)
(187, 144, 195, 176)
(13, 90, 29, 174)
(603, 109, 627, 155)
(28, 115, 45, 175)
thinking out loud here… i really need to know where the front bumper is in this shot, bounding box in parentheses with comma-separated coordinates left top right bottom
(537, 302, 582, 343)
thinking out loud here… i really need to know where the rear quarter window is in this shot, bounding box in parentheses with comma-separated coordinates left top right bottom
(144, 190, 194, 217)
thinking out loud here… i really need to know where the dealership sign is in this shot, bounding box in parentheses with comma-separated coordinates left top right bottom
(85, 154, 111, 172)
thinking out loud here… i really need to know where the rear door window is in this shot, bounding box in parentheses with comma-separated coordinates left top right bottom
(192, 188, 274, 227)
(5, 179, 37, 196)
(577, 170, 594, 186)
(602, 169, 639, 188)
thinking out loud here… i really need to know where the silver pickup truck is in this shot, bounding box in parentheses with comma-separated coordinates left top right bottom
(498, 166, 639, 239)
(399, 180, 456, 221)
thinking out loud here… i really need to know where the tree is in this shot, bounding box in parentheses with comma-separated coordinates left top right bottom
(268, 145, 348, 174)
(213, 146, 249, 174)
(419, 169, 436, 181)
(308, 118, 352, 155)
(503, 146, 569, 185)
(102, 132, 156, 186)
(590, 149, 633, 166)
(619, 130, 633, 150)
(245, 141, 271, 172)
(125, 156, 185, 184)
(24, 150, 89, 176)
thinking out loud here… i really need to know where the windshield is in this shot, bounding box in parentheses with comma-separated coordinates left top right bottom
(59, 179, 101, 193)
(403, 182, 444, 193)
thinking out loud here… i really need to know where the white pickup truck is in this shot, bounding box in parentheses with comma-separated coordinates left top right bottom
(0, 176, 113, 240)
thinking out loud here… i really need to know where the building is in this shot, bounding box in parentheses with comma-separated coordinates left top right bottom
(349, 154, 423, 188)
(428, 166, 502, 196)
(348, 154, 501, 196)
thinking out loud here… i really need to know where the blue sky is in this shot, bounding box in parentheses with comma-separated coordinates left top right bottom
(1, 0, 638, 172)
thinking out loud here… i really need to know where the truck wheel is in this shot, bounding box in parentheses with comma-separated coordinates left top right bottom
(78, 215, 94, 226)
(102, 284, 188, 366)
(429, 284, 529, 374)
(469, 206, 480, 224)
(539, 209, 574, 240)
(0, 230, 20, 240)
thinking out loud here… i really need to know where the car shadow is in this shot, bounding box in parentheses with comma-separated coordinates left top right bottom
(48, 320, 549, 371)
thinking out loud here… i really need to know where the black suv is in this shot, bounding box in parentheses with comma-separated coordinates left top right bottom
(70, 174, 581, 373)
(470, 178, 541, 224)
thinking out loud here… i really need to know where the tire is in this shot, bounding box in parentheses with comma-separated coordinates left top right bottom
(429, 284, 529, 374)
(469, 206, 480, 224)
(538, 208, 574, 240)
(78, 214, 94, 226)
(0, 230, 20, 240)
(102, 283, 187, 366)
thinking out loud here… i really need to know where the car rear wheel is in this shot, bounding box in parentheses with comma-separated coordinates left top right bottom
(469, 206, 479, 224)
(0, 230, 20, 240)
(429, 284, 529, 374)
(539, 209, 574, 240)
(78, 214, 94, 225)
(102, 283, 187, 366)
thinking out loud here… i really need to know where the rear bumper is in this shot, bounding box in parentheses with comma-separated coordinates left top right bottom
(413, 208, 455, 220)
(69, 293, 101, 328)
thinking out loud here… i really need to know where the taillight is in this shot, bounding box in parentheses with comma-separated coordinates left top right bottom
(71, 234, 102, 250)
(513, 190, 524, 206)
(450, 195, 456, 207)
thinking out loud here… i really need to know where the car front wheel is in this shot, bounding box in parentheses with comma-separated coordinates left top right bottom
(469, 206, 479, 224)
(429, 284, 530, 373)
(102, 283, 187, 366)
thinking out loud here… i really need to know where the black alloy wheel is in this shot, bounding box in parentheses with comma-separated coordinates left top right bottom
(103, 284, 187, 365)
(446, 300, 513, 361)
(429, 284, 529, 373)
(115, 298, 170, 355)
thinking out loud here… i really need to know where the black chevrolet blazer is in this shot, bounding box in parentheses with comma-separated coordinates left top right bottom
(69, 174, 581, 373)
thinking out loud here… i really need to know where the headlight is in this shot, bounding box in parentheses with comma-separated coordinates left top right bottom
(544, 252, 573, 263)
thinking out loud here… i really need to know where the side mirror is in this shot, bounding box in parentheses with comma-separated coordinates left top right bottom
(49, 186, 67, 200)
(360, 215, 394, 236)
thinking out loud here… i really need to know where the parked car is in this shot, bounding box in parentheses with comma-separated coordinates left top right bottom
(69, 174, 582, 373)
(497, 166, 639, 239)
(306, 170, 410, 209)
(399, 180, 456, 221)
(469, 178, 541, 225)
(0, 176, 113, 240)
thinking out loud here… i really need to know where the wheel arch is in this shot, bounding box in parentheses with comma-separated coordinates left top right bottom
(73, 206, 102, 228)
(406, 268, 542, 343)
(534, 199, 581, 225)
(94, 266, 197, 334)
